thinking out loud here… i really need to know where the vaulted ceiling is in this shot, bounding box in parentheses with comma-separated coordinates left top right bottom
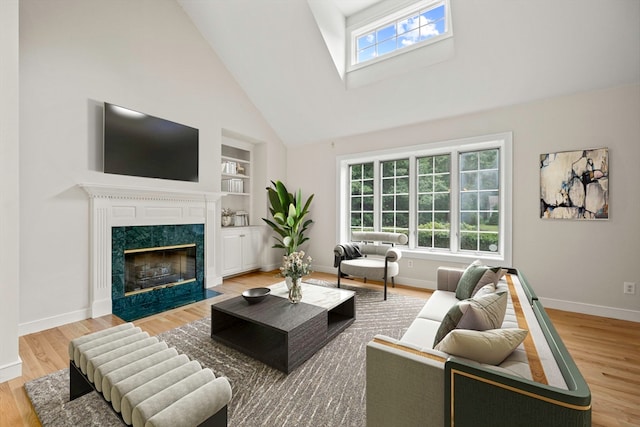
(178, 0, 640, 146)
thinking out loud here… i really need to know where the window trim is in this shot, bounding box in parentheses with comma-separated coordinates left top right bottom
(336, 132, 513, 266)
(347, 0, 453, 72)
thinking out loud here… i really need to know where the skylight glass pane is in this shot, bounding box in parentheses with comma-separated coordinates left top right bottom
(358, 46, 376, 63)
(377, 24, 396, 42)
(398, 15, 419, 35)
(357, 33, 375, 50)
(378, 38, 397, 56)
(399, 29, 419, 47)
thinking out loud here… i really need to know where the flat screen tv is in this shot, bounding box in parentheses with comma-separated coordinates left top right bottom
(104, 102, 199, 182)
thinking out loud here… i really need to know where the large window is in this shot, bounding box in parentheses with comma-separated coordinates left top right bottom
(339, 133, 512, 264)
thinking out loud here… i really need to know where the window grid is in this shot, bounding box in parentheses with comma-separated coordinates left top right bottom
(355, 2, 447, 65)
(459, 149, 500, 253)
(381, 159, 410, 235)
(349, 163, 375, 233)
(416, 154, 451, 249)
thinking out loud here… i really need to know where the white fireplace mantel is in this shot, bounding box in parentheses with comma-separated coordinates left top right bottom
(79, 183, 225, 318)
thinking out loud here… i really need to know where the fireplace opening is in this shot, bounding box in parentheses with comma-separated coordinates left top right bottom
(125, 243, 197, 295)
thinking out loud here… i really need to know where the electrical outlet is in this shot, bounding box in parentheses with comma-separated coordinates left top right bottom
(624, 282, 636, 295)
(407, 260, 413, 268)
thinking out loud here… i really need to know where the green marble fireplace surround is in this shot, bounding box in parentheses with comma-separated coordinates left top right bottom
(111, 223, 217, 321)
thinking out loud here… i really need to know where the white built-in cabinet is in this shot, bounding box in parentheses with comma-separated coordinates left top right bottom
(220, 226, 262, 277)
(220, 131, 264, 277)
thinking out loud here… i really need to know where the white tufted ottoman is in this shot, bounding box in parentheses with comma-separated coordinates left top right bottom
(69, 323, 231, 427)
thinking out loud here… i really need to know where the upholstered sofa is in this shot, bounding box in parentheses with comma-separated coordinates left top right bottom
(366, 265, 591, 427)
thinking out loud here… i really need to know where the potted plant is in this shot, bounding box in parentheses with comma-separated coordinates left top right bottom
(262, 180, 314, 255)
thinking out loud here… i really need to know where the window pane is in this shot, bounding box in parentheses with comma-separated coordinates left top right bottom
(351, 165, 362, 180)
(418, 193, 433, 210)
(479, 149, 498, 169)
(398, 15, 419, 35)
(460, 172, 477, 190)
(479, 233, 499, 252)
(434, 231, 449, 248)
(479, 191, 499, 210)
(397, 194, 409, 210)
(396, 177, 409, 193)
(351, 197, 362, 211)
(382, 161, 395, 176)
(418, 212, 433, 225)
(418, 157, 433, 174)
(461, 212, 477, 228)
(479, 170, 498, 190)
(382, 212, 395, 227)
(460, 232, 478, 250)
(358, 46, 376, 63)
(480, 212, 499, 231)
(351, 181, 362, 196)
(398, 28, 419, 47)
(351, 213, 361, 227)
(434, 155, 450, 173)
(382, 178, 394, 194)
(378, 38, 397, 56)
(433, 193, 449, 210)
(433, 212, 449, 224)
(460, 152, 478, 171)
(357, 32, 375, 50)
(363, 163, 374, 179)
(396, 212, 409, 228)
(434, 174, 449, 191)
(419, 175, 433, 192)
(460, 192, 477, 210)
(363, 213, 374, 228)
(363, 196, 374, 211)
(418, 230, 432, 247)
(376, 24, 396, 42)
(362, 179, 374, 195)
(382, 195, 395, 210)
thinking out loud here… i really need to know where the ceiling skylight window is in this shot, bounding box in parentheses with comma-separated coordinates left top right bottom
(350, 0, 451, 69)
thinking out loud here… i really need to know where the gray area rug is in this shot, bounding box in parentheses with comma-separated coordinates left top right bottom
(25, 282, 427, 427)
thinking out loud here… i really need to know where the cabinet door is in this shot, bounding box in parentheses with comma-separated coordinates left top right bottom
(241, 230, 261, 270)
(221, 233, 243, 276)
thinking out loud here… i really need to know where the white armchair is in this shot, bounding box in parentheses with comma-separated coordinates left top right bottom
(334, 232, 408, 300)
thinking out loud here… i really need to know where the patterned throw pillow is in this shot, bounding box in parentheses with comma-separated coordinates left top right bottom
(433, 292, 508, 347)
(435, 328, 528, 365)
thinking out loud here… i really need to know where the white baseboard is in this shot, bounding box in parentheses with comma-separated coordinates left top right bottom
(18, 308, 91, 337)
(0, 358, 22, 383)
(539, 297, 640, 323)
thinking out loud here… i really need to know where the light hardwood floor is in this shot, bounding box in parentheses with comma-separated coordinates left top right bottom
(1, 271, 638, 426)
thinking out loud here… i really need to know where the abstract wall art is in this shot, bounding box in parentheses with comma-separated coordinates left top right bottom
(540, 148, 609, 219)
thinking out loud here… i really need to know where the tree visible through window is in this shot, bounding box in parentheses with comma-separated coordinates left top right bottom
(417, 154, 450, 249)
(350, 163, 374, 232)
(459, 149, 500, 253)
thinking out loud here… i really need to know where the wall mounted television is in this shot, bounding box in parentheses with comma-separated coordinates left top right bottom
(103, 102, 199, 182)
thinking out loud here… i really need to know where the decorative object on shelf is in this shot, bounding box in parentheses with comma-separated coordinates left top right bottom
(221, 208, 234, 227)
(280, 251, 312, 304)
(263, 180, 314, 255)
(540, 147, 609, 220)
(242, 287, 271, 304)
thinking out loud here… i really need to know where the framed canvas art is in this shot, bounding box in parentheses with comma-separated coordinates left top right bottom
(540, 148, 609, 219)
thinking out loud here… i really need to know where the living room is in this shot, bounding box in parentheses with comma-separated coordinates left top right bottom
(1, 0, 639, 426)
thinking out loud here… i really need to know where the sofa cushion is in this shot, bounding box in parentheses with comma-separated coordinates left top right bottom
(434, 328, 528, 365)
(455, 261, 504, 300)
(433, 292, 508, 347)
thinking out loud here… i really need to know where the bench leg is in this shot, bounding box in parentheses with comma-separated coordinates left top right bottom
(198, 405, 227, 427)
(69, 361, 94, 401)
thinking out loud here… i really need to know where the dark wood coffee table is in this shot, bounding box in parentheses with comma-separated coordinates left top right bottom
(210, 282, 355, 373)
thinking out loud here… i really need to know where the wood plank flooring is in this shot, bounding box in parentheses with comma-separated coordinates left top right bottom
(1, 271, 638, 426)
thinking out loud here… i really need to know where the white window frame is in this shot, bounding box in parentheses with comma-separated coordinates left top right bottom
(347, 0, 453, 72)
(336, 132, 513, 266)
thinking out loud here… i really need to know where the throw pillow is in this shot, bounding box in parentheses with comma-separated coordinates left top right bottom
(455, 260, 489, 300)
(470, 267, 507, 297)
(433, 292, 508, 347)
(434, 328, 528, 365)
(473, 283, 496, 298)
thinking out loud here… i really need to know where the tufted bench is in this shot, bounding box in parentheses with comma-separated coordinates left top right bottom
(69, 323, 232, 427)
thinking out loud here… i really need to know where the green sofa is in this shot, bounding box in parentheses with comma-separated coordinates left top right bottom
(366, 267, 591, 427)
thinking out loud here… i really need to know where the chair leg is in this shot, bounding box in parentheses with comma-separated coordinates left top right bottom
(383, 276, 387, 301)
(392, 277, 395, 288)
(337, 265, 341, 288)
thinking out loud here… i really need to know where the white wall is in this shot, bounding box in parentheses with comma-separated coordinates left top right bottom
(288, 84, 640, 322)
(18, 0, 285, 333)
(0, 0, 22, 382)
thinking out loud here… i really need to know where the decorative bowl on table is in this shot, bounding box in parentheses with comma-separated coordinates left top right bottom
(242, 287, 271, 304)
